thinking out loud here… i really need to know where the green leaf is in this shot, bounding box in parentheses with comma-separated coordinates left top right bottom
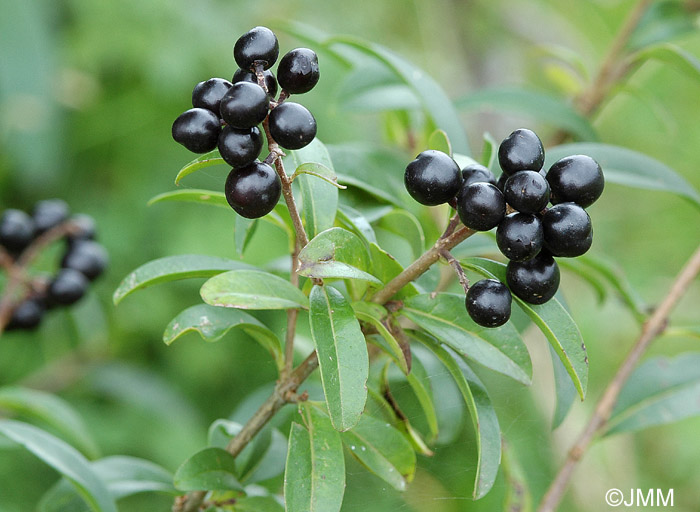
(352, 301, 410, 374)
(628, 1, 696, 51)
(201, 270, 309, 310)
(461, 257, 588, 400)
(309, 285, 369, 431)
(207, 419, 242, 449)
(546, 143, 700, 210)
(377, 209, 425, 261)
(291, 162, 346, 189)
(502, 441, 533, 512)
(631, 42, 700, 83)
(148, 189, 230, 209)
(235, 215, 258, 257)
(481, 132, 498, 171)
(404, 354, 439, 442)
(298, 228, 381, 284)
(114, 255, 253, 305)
(237, 427, 288, 484)
(368, 243, 419, 299)
(284, 406, 345, 512)
(605, 353, 700, 435)
(0, 386, 99, 458)
(163, 304, 283, 371)
(174, 150, 226, 185)
(549, 344, 577, 430)
(402, 293, 532, 385)
(0, 420, 117, 512)
(456, 87, 597, 141)
(235, 496, 284, 512)
(427, 129, 452, 156)
(173, 447, 243, 491)
(288, 138, 338, 239)
(556, 258, 609, 304)
(410, 334, 501, 499)
(335, 205, 377, 246)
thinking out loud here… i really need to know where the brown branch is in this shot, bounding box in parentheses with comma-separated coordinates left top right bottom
(440, 248, 470, 294)
(538, 243, 700, 512)
(282, 245, 301, 380)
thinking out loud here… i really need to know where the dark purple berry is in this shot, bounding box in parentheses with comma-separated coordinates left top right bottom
(498, 128, 545, 176)
(218, 126, 263, 168)
(48, 268, 88, 306)
(462, 163, 497, 186)
(192, 78, 233, 114)
(0, 209, 35, 254)
(496, 173, 508, 192)
(219, 82, 269, 130)
(225, 161, 281, 219)
(32, 199, 69, 234)
(7, 297, 45, 331)
(234, 26, 279, 70)
(277, 48, 320, 94)
(542, 203, 592, 257)
(466, 279, 512, 328)
(268, 102, 317, 150)
(172, 108, 221, 153)
(506, 251, 560, 305)
(404, 150, 461, 206)
(496, 213, 543, 262)
(456, 182, 506, 231)
(62, 240, 108, 281)
(66, 214, 97, 244)
(547, 155, 604, 207)
(232, 68, 278, 98)
(504, 170, 550, 214)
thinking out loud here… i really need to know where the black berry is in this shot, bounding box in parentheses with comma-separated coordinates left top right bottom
(456, 182, 506, 231)
(234, 26, 279, 70)
(225, 161, 281, 219)
(506, 251, 560, 305)
(32, 199, 69, 234)
(62, 240, 108, 281)
(66, 214, 97, 244)
(498, 128, 545, 176)
(504, 170, 550, 213)
(277, 48, 320, 94)
(232, 68, 278, 98)
(496, 213, 543, 262)
(547, 155, 604, 207)
(219, 82, 269, 130)
(172, 108, 221, 153)
(404, 150, 461, 206)
(496, 173, 508, 192)
(48, 268, 88, 306)
(0, 209, 36, 254)
(466, 279, 512, 328)
(542, 203, 593, 257)
(462, 163, 497, 186)
(218, 126, 263, 168)
(192, 78, 233, 114)
(268, 102, 317, 150)
(7, 298, 45, 331)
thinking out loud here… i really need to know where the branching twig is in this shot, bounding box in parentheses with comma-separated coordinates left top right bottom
(440, 248, 469, 295)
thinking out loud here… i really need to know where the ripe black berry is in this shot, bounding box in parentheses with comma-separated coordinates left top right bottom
(504, 170, 550, 214)
(172, 108, 221, 153)
(462, 163, 497, 186)
(542, 203, 593, 257)
(277, 48, 320, 95)
(62, 240, 108, 281)
(496, 213, 543, 262)
(456, 182, 506, 231)
(404, 150, 461, 206)
(234, 26, 279, 70)
(466, 279, 512, 328)
(218, 126, 263, 168)
(7, 298, 45, 331)
(0, 209, 36, 253)
(506, 251, 560, 305)
(48, 268, 88, 306)
(225, 161, 281, 219)
(232, 68, 278, 98)
(498, 128, 545, 176)
(192, 78, 233, 114)
(496, 173, 508, 192)
(32, 199, 69, 234)
(67, 214, 97, 244)
(219, 82, 269, 130)
(547, 155, 604, 207)
(268, 102, 317, 150)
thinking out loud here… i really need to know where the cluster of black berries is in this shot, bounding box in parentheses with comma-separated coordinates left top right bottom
(0, 200, 108, 331)
(404, 128, 604, 328)
(171, 26, 320, 219)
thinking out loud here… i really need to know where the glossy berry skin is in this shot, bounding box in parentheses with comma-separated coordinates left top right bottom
(225, 161, 281, 219)
(506, 251, 560, 305)
(234, 26, 279, 70)
(496, 173, 508, 192)
(496, 213, 543, 262)
(218, 126, 263, 168)
(7, 298, 45, 331)
(62, 240, 108, 281)
(466, 279, 512, 328)
(32, 199, 69, 234)
(498, 128, 545, 176)
(404, 150, 461, 206)
(504, 170, 550, 214)
(268, 102, 317, 150)
(192, 78, 232, 114)
(172, 108, 221, 153)
(277, 48, 320, 94)
(232, 68, 278, 98)
(48, 268, 88, 306)
(219, 82, 269, 130)
(456, 182, 506, 231)
(547, 155, 604, 207)
(66, 214, 96, 244)
(462, 163, 497, 186)
(0, 209, 36, 254)
(542, 203, 593, 257)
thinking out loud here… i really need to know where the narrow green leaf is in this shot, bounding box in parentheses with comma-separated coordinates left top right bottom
(207, 419, 242, 449)
(631, 43, 700, 83)
(428, 129, 452, 156)
(502, 441, 533, 512)
(352, 301, 410, 374)
(404, 354, 439, 442)
(234, 215, 258, 257)
(546, 143, 700, 210)
(309, 285, 369, 431)
(236, 496, 284, 512)
(557, 258, 609, 305)
(0, 420, 117, 512)
(402, 293, 532, 385)
(628, 1, 696, 51)
(0, 386, 99, 458)
(163, 304, 283, 371)
(549, 344, 577, 430)
(336, 205, 377, 246)
(148, 189, 229, 209)
(174, 150, 226, 185)
(368, 243, 419, 299)
(201, 270, 309, 310)
(291, 162, 346, 189)
(377, 209, 425, 261)
(173, 447, 243, 491)
(114, 255, 252, 305)
(481, 132, 498, 171)
(461, 258, 588, 400)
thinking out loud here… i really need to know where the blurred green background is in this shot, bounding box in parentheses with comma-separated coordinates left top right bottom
(1, 0, 699, 510)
